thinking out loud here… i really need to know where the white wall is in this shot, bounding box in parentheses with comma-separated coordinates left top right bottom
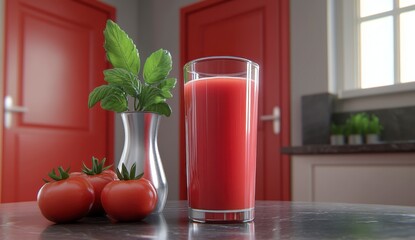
(100, 0, 197, 200)
(290, 0, 330, 146)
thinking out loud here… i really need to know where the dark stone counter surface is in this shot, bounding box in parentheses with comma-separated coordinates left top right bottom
(282, 142, 415, 155)
(2, 200, 415, 239)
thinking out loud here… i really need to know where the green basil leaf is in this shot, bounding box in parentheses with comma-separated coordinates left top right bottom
(159, 78, 176, 91)
(90, 21, 176, 117)
(104, 68, 140, 97)
(157, 78, 176, 99)
(100, 92, 128, 112)
(160, 90, 173, 99)
(88, 85, 117, 108)
(104, 20, 140, 75)
(145, 102, 172, 117)
(143, 49, 172, 84)
(137, 85, 163, 110)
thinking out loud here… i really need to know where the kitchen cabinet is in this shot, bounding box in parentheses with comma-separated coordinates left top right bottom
(291, 152, 415, 206)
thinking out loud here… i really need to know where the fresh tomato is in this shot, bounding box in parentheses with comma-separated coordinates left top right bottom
(81, 157, 118, 215)
(101, 163, 157, 222)
(37, 167, 95, 223)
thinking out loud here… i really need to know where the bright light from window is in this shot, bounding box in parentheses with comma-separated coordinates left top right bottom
(400, 0, 415, 7)
(360, 17, 394, 88)
(400, 11, 415, 83)
(360, 0, 393, 17)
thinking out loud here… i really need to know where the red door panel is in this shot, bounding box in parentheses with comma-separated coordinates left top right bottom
(22, 13, 90, 129)
(21, 13, 91, 129)
(190, 7, 263, 61)
(180, 0, 291, 200)
(2, 0, 115, 202)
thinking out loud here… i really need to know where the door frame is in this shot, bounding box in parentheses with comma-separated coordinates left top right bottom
(179, 0, 291, 200)
(0, 0, 116, 199)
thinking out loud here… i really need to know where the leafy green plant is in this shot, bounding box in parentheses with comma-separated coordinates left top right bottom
(365, 114, 383, 134)
(330, 123, 344, 135)
(88, 20, 176, 117)
(344, 113, 368, 135)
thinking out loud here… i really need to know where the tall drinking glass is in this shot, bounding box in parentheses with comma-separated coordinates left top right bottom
(184, 56, 259, 223)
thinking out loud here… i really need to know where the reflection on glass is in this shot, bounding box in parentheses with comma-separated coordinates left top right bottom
(40, 214, 168, 239)
(400, 11, 415, 83)
(400, 0, 415, 7)
(360, 17, 394, 88)
(143, 214, 168, 240)
(360, 0, 393, 17)
(188, 222, 255, 240)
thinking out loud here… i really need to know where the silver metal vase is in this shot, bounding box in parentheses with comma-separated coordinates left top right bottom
(118, 112, 168, 213)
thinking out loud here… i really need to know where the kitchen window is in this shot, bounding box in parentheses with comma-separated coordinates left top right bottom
(336, 0, 415, 98)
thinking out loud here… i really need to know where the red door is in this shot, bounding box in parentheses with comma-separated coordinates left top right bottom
(1, 0, 115, 202)
(180, 0, 291, 200)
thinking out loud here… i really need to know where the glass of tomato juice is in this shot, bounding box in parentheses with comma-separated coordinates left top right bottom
(184, 56, 259, 223)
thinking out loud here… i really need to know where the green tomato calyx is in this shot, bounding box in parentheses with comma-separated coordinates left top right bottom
(82, 156, 112, 175)
(43, 166, 70, 183)
(116, 163, 144, 181)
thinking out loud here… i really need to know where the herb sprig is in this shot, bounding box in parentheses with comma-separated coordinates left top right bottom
(88, 20, 176, 116)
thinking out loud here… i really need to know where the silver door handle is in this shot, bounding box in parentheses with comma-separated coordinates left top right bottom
(260, 106, 280, 134)
(4, 95, 27, 128)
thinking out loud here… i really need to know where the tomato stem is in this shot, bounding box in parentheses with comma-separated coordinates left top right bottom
(116, 163, 144, 180)
(45, 166, 70, 182)
(82, 156, 112, 175)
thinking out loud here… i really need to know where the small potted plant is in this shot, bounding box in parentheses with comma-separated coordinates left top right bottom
(330, 123, 345, 145)
(365, 114, 383, 144)
(344, 113, 367, 145)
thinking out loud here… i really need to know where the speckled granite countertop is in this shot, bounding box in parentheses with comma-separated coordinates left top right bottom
(282, 142, 415, 155)
(2, 201, 415, 239)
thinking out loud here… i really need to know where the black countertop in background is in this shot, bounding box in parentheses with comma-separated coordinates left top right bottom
(282, 142, 415, 155)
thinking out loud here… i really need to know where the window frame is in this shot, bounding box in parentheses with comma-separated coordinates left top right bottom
(336, 0, 415, 99)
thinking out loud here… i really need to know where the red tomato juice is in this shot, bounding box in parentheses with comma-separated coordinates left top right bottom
(184, 76, 258, 211)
